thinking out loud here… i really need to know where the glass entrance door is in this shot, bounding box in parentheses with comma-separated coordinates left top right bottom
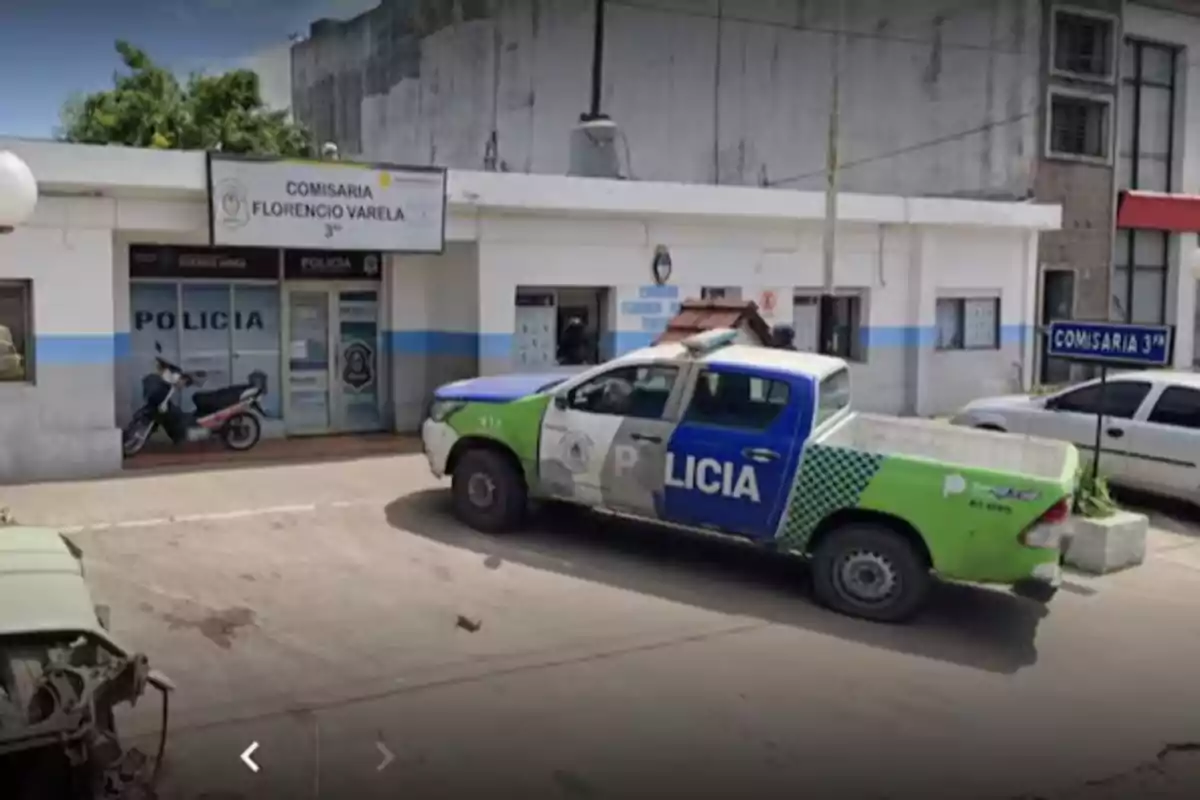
(285, 284, 383, 434)
(334, 289, 382, 432)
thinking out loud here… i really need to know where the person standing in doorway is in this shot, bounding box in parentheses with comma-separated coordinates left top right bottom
(558, 317, 590, 365)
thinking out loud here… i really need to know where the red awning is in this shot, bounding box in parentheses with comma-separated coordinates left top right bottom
(1116, 190, 1200, 232)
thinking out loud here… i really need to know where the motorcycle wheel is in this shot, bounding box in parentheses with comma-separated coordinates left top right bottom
(122, 413, 156, 457)
(221, 412, 262, 451)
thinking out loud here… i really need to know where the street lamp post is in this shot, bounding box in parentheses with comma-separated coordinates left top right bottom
(0, 150, 38, 234)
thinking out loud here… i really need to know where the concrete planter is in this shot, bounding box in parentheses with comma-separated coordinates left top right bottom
(1064, 511, 1149, 575)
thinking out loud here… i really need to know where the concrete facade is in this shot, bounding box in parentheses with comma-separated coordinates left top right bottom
(289, 0, 1200, 387)
(0, 139, 1058, 483)
(291, 0, 1042, 197)
(1033, 0, 1123, 329)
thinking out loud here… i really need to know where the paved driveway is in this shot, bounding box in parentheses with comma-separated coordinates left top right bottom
(3, 456, 1200, 799)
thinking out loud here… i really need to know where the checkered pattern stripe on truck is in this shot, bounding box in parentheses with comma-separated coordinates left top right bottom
(776, 444, 886, 550)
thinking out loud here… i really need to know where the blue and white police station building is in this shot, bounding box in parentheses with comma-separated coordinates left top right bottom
(0, 138, 1078, 483)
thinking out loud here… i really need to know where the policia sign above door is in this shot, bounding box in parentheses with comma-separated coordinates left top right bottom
(284, 250, 382, 281)
(207, 153, 447, 253)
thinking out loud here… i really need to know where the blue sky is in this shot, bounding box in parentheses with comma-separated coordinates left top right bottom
(0, 0, 378, 138)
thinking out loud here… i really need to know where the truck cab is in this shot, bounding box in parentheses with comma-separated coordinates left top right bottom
(532, 331, 851, 542)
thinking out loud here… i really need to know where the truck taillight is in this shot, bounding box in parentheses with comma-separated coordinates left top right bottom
(1039, 497, 1071, 525)
(1019, 496, 1071, 548)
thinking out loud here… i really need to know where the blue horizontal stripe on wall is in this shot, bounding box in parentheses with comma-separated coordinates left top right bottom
(387, 331, 514, 359)
(66, 325, 1038, 367)
(859, 324, 1030, 349)
(608, 332, 657, 355)
(34, 335, 117, 365)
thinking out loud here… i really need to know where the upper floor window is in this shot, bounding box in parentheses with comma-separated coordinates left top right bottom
(1047, 90, 1112, 162)
(1052, 7, 1117, 82)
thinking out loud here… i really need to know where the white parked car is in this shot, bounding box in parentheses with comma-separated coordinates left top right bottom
(951, 370, 1200, 503)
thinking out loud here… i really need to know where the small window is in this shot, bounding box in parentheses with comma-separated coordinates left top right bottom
(1051, 380, 1151, 418)
(816, 368, 851, 427)
(683, 369, 790, 431)
(1147, 386, 1200, 429)
(1052, 9, 1115, 80)
(935, 297, 999, 350)
(568, 364, 678, 419)
(0, 280, 33, 383)
(1048, 91, 1111, 160)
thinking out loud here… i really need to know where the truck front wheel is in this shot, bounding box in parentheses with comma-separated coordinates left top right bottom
(451, 448, 527, 533)
(810, 523, 932, 624)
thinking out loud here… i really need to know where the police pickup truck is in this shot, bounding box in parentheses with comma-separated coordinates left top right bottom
(420, 329, 1078, 623)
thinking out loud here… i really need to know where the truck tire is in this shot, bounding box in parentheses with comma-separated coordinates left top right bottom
(451, 448, 527, 533)
(810, 523, 932, 623)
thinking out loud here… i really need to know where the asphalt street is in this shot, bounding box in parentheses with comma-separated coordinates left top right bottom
(4, 455, 1200, 799)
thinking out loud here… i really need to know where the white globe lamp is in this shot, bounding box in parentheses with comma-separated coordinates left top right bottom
(0, 150, 38, 234)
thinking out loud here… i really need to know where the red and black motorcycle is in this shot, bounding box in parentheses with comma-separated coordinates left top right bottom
(122, 342, 267, 457)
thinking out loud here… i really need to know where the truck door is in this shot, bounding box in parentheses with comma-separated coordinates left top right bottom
(661, 365, 812, 539)
(538, 362, 684, 515)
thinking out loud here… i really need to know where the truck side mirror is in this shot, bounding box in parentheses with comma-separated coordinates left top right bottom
(554, 394, 569, 410)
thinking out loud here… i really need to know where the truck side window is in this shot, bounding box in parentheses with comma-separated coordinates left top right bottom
(568, 364, 678, 419)
(815, 368, 851, 427)
(683, 369, 789, 431)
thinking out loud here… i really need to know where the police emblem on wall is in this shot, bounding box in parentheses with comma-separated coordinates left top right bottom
(342, 342, 375, 390)
(215, 178, 250, 229)
(651, 244, 673, 286)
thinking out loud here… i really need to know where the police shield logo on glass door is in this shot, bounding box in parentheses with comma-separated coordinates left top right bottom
(343, 341, 374, 390)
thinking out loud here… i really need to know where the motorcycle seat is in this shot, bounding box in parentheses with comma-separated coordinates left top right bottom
(192, 384, 257, 415)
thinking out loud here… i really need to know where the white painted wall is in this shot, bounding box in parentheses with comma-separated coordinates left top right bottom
(469, 211, 1035, 415)
(0, 140, 1056, 461)
(1125, 3, 1200, 368)
(0, 196, 122, 480)
(297, 0, 1041, 198)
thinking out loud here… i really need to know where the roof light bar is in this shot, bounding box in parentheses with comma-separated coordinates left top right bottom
(680, 328, 739, 357)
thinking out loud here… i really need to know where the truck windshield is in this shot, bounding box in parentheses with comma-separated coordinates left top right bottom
(815, 368, 851, 427)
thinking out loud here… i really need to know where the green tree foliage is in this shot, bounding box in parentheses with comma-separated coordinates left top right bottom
(60, 41, 312, 157)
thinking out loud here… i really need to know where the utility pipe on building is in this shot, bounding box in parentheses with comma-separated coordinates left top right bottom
(821, 0, 845, 295)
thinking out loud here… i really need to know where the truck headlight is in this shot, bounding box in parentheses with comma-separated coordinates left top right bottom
(428, 400, 465, 422)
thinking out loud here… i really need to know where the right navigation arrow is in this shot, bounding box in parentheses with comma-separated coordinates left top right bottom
(375, 740, 395, 772)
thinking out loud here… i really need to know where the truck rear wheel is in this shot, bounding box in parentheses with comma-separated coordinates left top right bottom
(810, 523, 931, 624)
(451, 448, 527, 533)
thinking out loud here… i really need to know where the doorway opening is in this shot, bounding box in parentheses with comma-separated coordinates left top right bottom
(1040, 269, 1075, 385)
(284, 283, 385, 435)
(514, 287, 610, 369)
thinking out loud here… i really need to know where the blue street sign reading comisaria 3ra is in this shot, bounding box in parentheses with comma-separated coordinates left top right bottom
(1046, 320, 1174, 368)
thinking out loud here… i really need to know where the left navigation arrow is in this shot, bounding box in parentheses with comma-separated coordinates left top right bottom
(240, 741, 261, 773)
